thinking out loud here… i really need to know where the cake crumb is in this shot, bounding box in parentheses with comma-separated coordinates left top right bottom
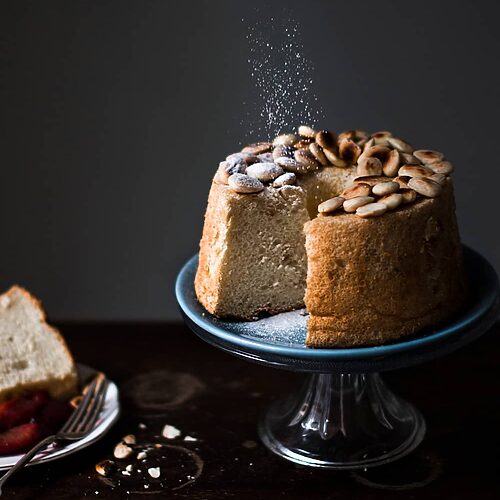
(148, 467, 161, 479)
(162, 424, 181, 439)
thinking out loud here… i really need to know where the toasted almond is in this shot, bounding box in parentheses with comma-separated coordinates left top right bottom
(323, 148, 349, 167)
(96, 460, 116, 477)
(371, 130, 393, 139)
(372, 181, 399, 196)
(394, 175, 411, 188)
(338, 129, 369, 144)
(272, 172, 296, 187)
(357, 157, 383, 177)
(275, 156, 306, 173)
(398, 164, 434, 178)
(341, 182, 371, 199)
(400, 153, 421, 165)
(242, 142, 272, 155)
(343, 196, 374, 212)
(123, 434, 136, 445)
(356, 202, 387, 218)
(363, 137, 375, 150)
(294, 138, 314, 149)
(383, 149, 401, 177)
(273, 134, 298, 147)
(387, 137, 413, 154)
(360, 145, 391, 161)
(228, 173, 265, 193)
(257, 152, 274, 162)
(273, 144, 294, 159)
(353, 175, 388, 186)
(400, 188, 417, 204)
(428, 160, 453, 175)
(114, 443, 133, 459)
(408, 177, 442, 197)
(429, 173, 446, 185)
(309, 142, 330, 166)
(318, 196, 345, 214)
(294, 149, 320, 172)
(315, 130, 337, 151)
(246, 162, 284, 182)
(379, 192, 403, 210)
(298, 125, 316, 138)
(216, 160, 246, 184)
(413, 149, 444, 164)
(226, 152, 260, 165)
(339, 138, 362, 164)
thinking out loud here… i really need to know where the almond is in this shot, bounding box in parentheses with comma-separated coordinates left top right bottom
(408, 177, 442, 198)
(343, 196, 374, 213)
(356, 202, 387, 218)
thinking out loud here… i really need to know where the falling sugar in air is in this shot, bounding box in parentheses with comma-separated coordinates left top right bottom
(242, 16, 324, 142)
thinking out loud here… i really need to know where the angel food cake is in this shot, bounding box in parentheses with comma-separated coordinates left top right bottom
(195, 127, 465, 347)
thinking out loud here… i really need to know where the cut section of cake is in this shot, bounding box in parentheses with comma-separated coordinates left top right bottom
(195, 128, 465, 347)
(0, 286, 78, 402)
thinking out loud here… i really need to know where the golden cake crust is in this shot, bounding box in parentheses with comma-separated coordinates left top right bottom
(304, 180, 465, 347)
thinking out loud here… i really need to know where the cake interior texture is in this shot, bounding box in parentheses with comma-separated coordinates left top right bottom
(195, 129, 465, 347)
(0, 286, 78, 402)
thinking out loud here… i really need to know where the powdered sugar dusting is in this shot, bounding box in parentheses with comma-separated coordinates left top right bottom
(242, 14, 324, 141)
(213, 308, 308, 346)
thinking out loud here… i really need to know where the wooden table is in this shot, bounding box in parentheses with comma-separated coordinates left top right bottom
(3, 321, 499, 499)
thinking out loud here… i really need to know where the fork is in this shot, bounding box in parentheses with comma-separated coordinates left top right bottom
(0, 372, 108, 495)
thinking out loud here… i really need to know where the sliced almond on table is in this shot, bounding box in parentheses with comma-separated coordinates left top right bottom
(309, 142, 330, 166)
(242, 142, 272, 155)
(378, 192, 404, 210)
(228, 173, 265, 193)
(356, 202, 387, 218)
(398, 164, 434, 178)
(273, 134, 298, 147)
(343, 195, 374, 212)
(318, 196, 345, 214)
(413, 149, 444, 164)
(341, 182, 371, 199)
(428, 160, 454, 175)
(382, 149, 401, 177)
(408, 177, 442, 198)
(357, 157, 383, 177)
(294, 149, 320, 172)
(298, 125, 316, 138)
(372, 181, 399, 196)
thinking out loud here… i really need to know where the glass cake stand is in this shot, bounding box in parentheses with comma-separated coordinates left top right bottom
(175, 246, 499, 469)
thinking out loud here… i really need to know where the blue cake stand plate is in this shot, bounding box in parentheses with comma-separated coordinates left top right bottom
(175, 246, 499, 469)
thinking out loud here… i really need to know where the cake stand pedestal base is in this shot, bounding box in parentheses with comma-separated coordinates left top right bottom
(176, 246, 499, 470)
(259, 373, 425, 469)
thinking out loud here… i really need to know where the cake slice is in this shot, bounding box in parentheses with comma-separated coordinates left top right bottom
(0, 286, 78, 402)
(195, 180, 310, 320)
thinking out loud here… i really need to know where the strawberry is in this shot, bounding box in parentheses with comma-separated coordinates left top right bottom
(0, 423, 41, 455)
(38, 400, 73, 436)
(0, 390, 50, 430)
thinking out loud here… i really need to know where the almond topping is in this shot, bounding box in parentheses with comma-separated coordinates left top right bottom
(378, 193, 404, 210)
(343, 196, 374, 212)
(318, 196, 345, 214)
(241, 142, 272, 155)
(309, 143, 330, 166)
(408, 177, 442, 198)
(372, 181, 399, 196)
(228, 173, 265, 193)
(357, 157, 383, 177)
(356, 202, 387, 218)
(341, 182, 371, 199)
(413, 149, 444, 164)
(398, 164, 434, 178)
(294, 149, 320, 172)
(298, 125, 316, 138)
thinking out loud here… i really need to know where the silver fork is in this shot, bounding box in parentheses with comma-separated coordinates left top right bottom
(0, 372, 108, 495)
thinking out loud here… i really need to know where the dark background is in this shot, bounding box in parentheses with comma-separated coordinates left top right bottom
(0, 0, 498, 320)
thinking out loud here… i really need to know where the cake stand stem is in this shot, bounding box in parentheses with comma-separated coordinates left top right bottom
(259, 372, 426, 469)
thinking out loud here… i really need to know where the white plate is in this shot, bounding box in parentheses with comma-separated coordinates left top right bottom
(0, 364, 120, 471)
